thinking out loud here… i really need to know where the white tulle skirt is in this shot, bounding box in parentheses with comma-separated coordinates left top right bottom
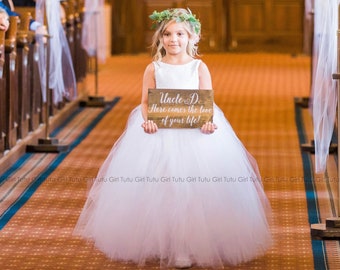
(74, 104, 272, 268)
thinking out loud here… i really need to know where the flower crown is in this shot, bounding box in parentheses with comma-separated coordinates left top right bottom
(149, 8, 201, 35)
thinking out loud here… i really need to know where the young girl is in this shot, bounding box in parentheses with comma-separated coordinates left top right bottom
(74, 8, 272, 269)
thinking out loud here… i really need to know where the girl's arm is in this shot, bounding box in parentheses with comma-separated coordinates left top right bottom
(198, 61, 218, 134)
(141, 63, 158, 133)
(198, 61, 213, 89)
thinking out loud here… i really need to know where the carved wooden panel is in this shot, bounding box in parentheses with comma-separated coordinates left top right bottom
(110, 0, 304, 53)
(228, 0, 304, 52)
(184, 0, 226, 52)
(111, 0, 226, 54)
(111, 0, 146, 54)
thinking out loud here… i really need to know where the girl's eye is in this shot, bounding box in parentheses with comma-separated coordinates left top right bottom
(163, 33, 170, 37)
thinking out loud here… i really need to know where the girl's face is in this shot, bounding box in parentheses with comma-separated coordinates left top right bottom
(161, 22, 189, 56)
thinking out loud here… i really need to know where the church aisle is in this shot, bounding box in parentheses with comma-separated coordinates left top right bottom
(0, 53, 333, 269)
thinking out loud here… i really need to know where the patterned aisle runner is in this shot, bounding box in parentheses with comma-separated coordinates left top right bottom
(294, 98, 340, 269)
(0, 97, 120, 229)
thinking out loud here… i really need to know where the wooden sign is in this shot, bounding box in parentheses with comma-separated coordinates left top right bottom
(147, 89, 214, 128)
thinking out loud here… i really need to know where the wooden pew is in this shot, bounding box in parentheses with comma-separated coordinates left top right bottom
(28, 32, 43, 132)
(75, 0, 87, 82)
(0, 1, 90, 172)
(61, 0, 75, 68)
(62, 0, 87, 83)
(0, 29, 5, 156)
(4, 16, 19, 150)
(16, 12, 32, 140)
(14, 7, 44, 134)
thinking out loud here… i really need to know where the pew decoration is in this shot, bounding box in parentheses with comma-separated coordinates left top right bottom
(0, 29, 5, 156)
(26, 0, 78, 153)
(310, 2, 340, 240)
(26, 31, 69, 153)
(79, 0, 106, 107)
(4, 16, 19, 150)
(35, 0, 77, 105)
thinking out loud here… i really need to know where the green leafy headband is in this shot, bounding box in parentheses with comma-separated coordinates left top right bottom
(149, 8, 201, 35)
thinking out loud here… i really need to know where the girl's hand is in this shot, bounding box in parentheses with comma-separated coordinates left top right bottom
(201, 122, 217, 134)
(142, 120, 158, 134)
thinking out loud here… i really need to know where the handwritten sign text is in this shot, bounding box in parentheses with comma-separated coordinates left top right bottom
(147, 89, 214, 128)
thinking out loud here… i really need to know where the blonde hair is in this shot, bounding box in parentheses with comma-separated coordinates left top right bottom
(149, 8, 201, 61)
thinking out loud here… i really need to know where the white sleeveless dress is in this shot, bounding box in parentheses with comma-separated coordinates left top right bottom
(74, 60, 272, 268)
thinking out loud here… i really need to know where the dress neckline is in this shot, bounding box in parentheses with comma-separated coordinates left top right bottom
(158, 59, 199, 66)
